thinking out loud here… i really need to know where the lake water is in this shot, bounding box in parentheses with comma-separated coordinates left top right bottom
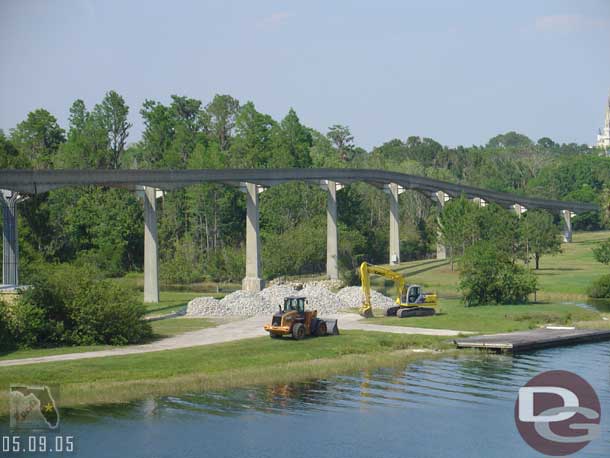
(3, 341, 609, 457)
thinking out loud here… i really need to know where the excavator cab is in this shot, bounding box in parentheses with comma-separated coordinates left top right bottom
(359, 262, 437, 318)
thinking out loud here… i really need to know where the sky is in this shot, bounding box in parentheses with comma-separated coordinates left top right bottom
(1, 0, 609, 150)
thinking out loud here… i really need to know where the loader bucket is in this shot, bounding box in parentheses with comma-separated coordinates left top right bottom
(324, 319, 340, 335)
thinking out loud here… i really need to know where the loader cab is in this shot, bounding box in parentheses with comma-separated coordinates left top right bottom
(283, 296, 307, 314)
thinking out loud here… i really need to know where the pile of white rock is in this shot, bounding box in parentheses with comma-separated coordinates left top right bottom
(336, 286, 396, 311)
(186, 282, 396, 317)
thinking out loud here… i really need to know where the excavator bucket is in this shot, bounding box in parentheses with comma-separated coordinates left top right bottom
(324, 319, 340, 335)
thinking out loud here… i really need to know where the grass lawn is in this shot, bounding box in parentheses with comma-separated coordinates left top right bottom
(365, 231, 610, 332)
(149, 317, 215, 338)
(0, 331, 451, 414)
(366, 299, 600, 333)
(0, 345, 115, 362)
(143, 291, 207, 316)
(0, 318, 217, 362)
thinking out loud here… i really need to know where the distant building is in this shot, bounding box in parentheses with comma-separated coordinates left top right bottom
(597, 92, 610, 148)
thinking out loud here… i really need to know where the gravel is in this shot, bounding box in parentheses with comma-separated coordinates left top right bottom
(336, 286, 396, 311)
(187, 282, 396, 317)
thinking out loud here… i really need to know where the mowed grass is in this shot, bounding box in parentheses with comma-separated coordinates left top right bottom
(0, 318, 217, 362)
(112, 273, 235, 317)
(366, 299, 600, 333)
(0, 331, 451, 414)
(143, 291, 210, 316)
(0, 345, 115, 362)
(149, 317, 215, 338)
(365, 231, 610, 331)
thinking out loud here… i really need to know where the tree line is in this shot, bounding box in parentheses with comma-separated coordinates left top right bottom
(1, 90, 609, 285)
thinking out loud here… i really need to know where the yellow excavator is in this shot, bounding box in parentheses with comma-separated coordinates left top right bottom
(359, 262, 437, 318)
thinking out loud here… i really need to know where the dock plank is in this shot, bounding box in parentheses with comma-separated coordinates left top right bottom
(454, 328, 610, 353)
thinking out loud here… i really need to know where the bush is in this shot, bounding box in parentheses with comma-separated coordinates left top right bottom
(65, 282, 151, 345)
(0, 301, 16, 350)
(13, 263, 151, 347)
(459, 241, 537, 306)
(592, 240, 610, 266)
(587, 274, 610, 298)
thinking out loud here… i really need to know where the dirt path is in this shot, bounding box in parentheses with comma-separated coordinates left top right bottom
(0, 314, 466, 367)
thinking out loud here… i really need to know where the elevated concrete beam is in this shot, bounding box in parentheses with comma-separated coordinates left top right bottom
(1, 190, 20, 286)
(143, 186, 159, 303)
(241, 182, 264, 292)
(561, 210, 574, 243)
(321, 180, 340, 280)
(434, 191, 450, 260)
(385, 183, 403, 265)
(0, 169, 598, 214)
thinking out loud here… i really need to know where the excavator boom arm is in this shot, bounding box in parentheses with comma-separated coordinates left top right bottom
(359, 262, 406, 317)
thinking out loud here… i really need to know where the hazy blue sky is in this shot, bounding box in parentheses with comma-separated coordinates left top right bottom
(1, 0, 609, 149)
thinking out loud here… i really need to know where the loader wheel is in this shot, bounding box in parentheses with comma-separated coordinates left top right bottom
(292, 323, 306, 340)
(316, 321, 327, 337)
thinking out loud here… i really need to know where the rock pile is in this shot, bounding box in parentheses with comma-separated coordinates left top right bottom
(186, 283, 396, 317)
(336, 286, 396, 311)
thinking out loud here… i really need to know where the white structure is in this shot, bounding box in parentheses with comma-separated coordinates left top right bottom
(597, 93, 610, 149)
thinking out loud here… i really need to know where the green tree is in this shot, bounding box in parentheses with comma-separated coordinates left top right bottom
(10, 109, 65, 168)
(270, 108, 312, 167)
(231, 102, 275, 167)
(459, 241, 537, 306)
(327, 124, 354, 161)
(593, 239, 610, 265)
(0, 131, 27, 168)
(487, 131, 533, 149)
(93, 90, 132, 168)
(205, 94, 240, 152)
(56, 99, 108, 168)
(437, 196, 480, 270)
(140, 99, 175, 167)
(519, 210, 562, 269)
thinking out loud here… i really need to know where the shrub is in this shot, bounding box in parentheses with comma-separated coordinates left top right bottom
(65, 282, 151, 345)
(14, 263, 151, 347)
(587, 274, 610, 298)
(0, 301, 15, 350)
(4, 299, 63, 347)
(592, 240, 610, 266)
(459, 241, 537, 306)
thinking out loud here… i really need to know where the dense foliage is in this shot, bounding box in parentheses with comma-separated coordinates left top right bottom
(1, 90, 609, 285)
(438, 197, 562, 271)
(459, 241, 538, 306)
(1, 265, 151, 348)
(587, 274, 610, 299)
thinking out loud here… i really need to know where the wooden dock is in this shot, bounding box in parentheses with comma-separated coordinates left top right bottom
(454, 327, 610, 353)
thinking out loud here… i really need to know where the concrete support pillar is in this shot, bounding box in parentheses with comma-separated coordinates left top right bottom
(1, 190, 19, 286)
(242, 182, 264, 292)
(561, 210, 573, 243)
(143, 186, 159, 303)
(324, 180, 339, 280)
(386, 183, 400, 265)
(434, 191, 449, 260)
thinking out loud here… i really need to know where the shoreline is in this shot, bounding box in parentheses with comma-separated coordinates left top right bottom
(0, 332, 457, 416)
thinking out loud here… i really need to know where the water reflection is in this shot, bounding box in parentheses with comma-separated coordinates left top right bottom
(10, 341, 609, 458)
